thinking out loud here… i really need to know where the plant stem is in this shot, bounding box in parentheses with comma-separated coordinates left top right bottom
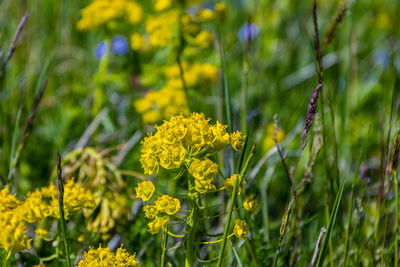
(394, 171, 399, 267)
(56, 151, 71, 267)
(185, 176, 198, 267)
(161, 226, 168, 267)
(217, 145, 255, 267)
(2, 250, 12, 267)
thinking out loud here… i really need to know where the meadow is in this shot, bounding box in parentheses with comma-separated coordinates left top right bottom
(0, 0, 399, 266)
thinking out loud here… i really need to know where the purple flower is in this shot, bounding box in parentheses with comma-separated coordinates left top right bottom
(111, 35, 129, 55)
(238, 23, 259, 42)
(95, 41, 107, 59)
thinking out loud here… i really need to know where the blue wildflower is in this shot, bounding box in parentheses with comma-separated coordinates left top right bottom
(238, 23, 259, 42)
(95, 41, 108, 59)
(111, 35, 129, 55)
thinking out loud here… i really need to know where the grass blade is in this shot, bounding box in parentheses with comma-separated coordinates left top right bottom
(316, 176, 346, 267)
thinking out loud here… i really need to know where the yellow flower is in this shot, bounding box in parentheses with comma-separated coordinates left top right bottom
(143, 110, 162, 125)
(158, 143, 186, 169)
(135, 181, 155, 202)
(194, 179, 216, 194)
(0, 211, 31, 253)
(148, 216, 169, 234)
(130, 33, 146, 51)
(243, 194, 258, 212)
(224, 174, 246, 195)
(115, 246, 139, 266)
(230, 131, 245, 151)
(263, 123, 285, 150)
(146, 11, 178, 48)
(143, 204, 158, 219)
(194, 31, 214, 49)
(77, 0, 143, 31)
(210, 121, 230, 150)
(78, 246, 138, 266)
(233, 219, 248, 239)
(139, 113, 233, 175)
(62, 180, 97, 218)
(197, 9, 215, 22)
(140, 153, 160, 175)
(189, 159, 218, 182)
(0, 187, 21, 212)
(215, 2, 228, 22)
(155, 195, 180, 215)
(154, 0, 173, 11)
(36, 228, 48, 239)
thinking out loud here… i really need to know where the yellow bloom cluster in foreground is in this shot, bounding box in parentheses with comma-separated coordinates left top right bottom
(77, 0, 143, 31)
(140, 113, 245, 178)
(0, 181, 96, 253)
(78, 246, 138, 266)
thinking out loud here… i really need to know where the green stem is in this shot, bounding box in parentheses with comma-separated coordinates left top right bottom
(343, 185, 354, 267)
(394, 171, 398, 267)
(161, 226, 168, 267)
(185, 177, 198, 267)
(217, 145, 255, 267)
(240, 37, 249, 134)
(57, 152, 71, 267)
(2, 250, 12, 267)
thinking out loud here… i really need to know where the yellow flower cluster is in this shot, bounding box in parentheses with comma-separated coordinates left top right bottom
(263, 123, 285, 150)
(189, 159, 218, 193)
(146, 10, 178, 47)
(0, 181, 95, 253)
(164, 62, 219, 88)
(233, 219, 249, 239)
(77, 0, 143, 31)
(148, 216, 169, 234)
(78, 246, 138, 266)
(135, 181, 155, 201)
(224, 174, 246, 195)
(140, 113, 245, 193)
(154, 195, 180, 215)
(134, 180, 182, 234)
(141, 1, 220, 50)
(21, 180, 96, 222)
(134, 86, 189, 125)
(197, 3, 228, 23)
(0, 187, 21, 212)
(134, 181, 180, 233)
(243, 194, 258, 212)
(0, 211, 31, 253)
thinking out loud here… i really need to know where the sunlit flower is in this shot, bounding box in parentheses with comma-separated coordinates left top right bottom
(143, 204, 158, 219)
(233, 219, 248, 239)
(148, 216, 169, 234)
(224, 174, 246, 195)
(135, 181, 155, 202)
(155, 195, 180, 215)
(243, 194, 258, 212)
(78, 246, 138, 266)
(230, 131, 245, 151)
